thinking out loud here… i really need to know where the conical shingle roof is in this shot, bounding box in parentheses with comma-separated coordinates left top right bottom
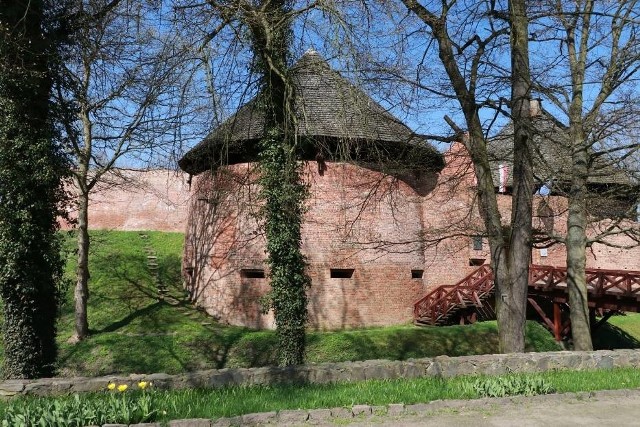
(179, 50, 444, 175)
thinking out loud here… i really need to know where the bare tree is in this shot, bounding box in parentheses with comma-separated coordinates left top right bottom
(396, 0, 535, 353)
(56, 0, 207, 342)
(527, 0, 640, 350)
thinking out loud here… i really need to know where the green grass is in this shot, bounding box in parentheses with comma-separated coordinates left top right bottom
(51, 230, 568, 375)
(48, 231, 562, 376)
(4, 367, 640, 425)
(42, 230, 640, 377)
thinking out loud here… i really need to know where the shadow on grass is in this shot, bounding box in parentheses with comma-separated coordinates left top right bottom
(95, 301, 165, 333)
(224, 321, 560, 368)
(593, 322, 640, 350)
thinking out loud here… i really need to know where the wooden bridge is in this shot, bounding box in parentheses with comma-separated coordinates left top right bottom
(414, 264, 640, 341)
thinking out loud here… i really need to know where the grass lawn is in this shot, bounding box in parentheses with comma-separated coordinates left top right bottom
(51, 230, 564, 376)
(0, 229, 635, 377)
(4, 367, 640, 425)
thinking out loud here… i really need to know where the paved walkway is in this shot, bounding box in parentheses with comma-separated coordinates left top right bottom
(231, 388, 640, 427)
(343, 389, 640, 426)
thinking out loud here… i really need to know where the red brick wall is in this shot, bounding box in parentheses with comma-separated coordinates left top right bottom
(60, 170, 191, 232)
(183, 146, 640, 330)
(183, 162, 431, 329)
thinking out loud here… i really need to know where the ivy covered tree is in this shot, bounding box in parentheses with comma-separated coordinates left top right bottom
(179, 0, 312, 365)
(0, 0, 68, 378)
(250, 0, 310, 366)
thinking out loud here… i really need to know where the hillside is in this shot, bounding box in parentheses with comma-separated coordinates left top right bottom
(11, 230, 640, 376)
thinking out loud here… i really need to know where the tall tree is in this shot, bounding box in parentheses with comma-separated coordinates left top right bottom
(529, 0, 640, 350)
(181, 0, 314, 365)
(507, 0, 534, 352)
(398, 0, 534, 352)
(0, 0, 68, 378)
(56, 0, 206, 342)
(251, 0, 310, 366)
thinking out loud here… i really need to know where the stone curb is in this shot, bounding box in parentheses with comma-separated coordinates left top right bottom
(114, 388, 640, 426)
(2, 349, 640, 398)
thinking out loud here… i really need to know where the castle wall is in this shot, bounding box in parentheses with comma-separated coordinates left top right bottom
(60, 170, 190, 232)
(182, 150, 639, 330)
(183, 162, 431, 329)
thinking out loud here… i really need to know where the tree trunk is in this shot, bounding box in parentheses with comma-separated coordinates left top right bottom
(0, 0, 64, 378)
(70, 106, 93, 343)
(503, 0, 534, 353)
(567, 134, 593, 350)
(72, 185, 90, 342)
(563, 0, 594, 352)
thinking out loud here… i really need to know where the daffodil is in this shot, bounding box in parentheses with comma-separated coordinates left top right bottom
(117, 384, 128, 392)
(107, 383, 116, 391)
(138, 381, 149, 390)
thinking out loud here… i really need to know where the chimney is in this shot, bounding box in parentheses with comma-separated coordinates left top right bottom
(498, 163, 509, 193)
(530, 98, 542, 117)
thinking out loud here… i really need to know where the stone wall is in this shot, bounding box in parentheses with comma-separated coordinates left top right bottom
(2, 349, 640, 398)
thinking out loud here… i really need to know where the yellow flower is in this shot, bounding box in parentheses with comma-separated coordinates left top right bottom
(117, 384, 128, 392)
(138, 381, 149, 390)
(107, 383, 116, 391)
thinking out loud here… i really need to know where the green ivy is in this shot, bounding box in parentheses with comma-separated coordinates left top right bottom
(259, 132, 310, 366)
(249, 0, 311, 366)
(0, 1, 68, 378)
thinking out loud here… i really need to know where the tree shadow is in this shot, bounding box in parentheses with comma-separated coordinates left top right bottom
(593, 321, 640, 350)
(94, 301, 164, 333)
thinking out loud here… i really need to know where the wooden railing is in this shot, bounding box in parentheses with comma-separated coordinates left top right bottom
(413, 264, 493, 325)
(529, 264, 640, 298)
(414, 264, 640, 326)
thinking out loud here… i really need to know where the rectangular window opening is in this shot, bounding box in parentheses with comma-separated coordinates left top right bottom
(472, 236, 484, 251)
(330, 268, 354, 279)
(241, 269, 265, 279)
(411, 269, 424, 279)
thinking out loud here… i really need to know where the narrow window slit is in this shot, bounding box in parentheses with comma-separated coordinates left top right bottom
(411, 269, 424, 279)
(241, 269, 265, 279)
(330, 268, 354, 279)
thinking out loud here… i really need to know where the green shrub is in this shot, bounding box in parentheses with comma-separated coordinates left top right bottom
(1, 384, 156, 427)
(467, 374, 555, 398)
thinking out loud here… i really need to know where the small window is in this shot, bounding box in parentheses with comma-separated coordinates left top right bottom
(469, 258, 486, 266)
(241, 269, 265, 279)
(411, 269, 424, 279)
(330, 268, 354, 278)
(472, 236, 483, 251)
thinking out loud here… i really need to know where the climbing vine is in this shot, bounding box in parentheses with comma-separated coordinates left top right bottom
(0, 1, 68, 378)
(259, 130, 310, 365)
(249, 0, 311, 366)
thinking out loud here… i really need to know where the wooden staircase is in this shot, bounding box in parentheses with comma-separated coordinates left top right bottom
(414, 264, 640, 339)
(414, 265, 494, 326)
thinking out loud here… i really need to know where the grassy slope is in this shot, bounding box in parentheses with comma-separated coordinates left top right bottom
(592, 313, 640, 349)
(3, 228, 639, 378)
(51, 230, 563, 376)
